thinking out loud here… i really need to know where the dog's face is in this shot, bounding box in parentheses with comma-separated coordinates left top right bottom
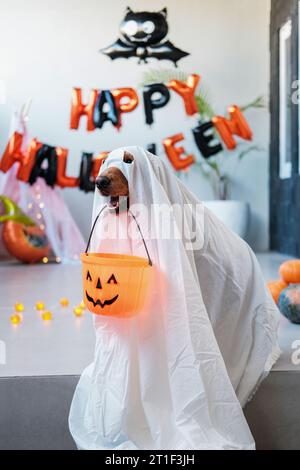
(95, 151, 133, 208)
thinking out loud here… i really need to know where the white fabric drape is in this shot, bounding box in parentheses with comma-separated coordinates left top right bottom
(69, 146, 280, 450)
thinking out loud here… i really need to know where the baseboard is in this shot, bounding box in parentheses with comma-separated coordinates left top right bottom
(1, 371, 300, 450)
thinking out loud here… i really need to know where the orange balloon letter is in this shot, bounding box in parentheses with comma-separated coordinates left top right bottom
(111, 88, 139, 129)
(0, 132, 24, 172)
(212, 105, 253, 150)
(167, 74, 200, 116)
(17, 139, 43, 182)
(163, 134, 195, 171)
(0, 132, 42, 183)
(70, 88, 98, 131)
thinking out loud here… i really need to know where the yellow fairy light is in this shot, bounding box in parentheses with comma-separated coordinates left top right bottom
(80, 300, 85, 309)
(39, 202, 45, 209)
(73, 306, 83, 317)
(39, 224, 45, 231)
(42, 311, 52, 321)
(42, 257, 48, 264)
(35, 301, 45, 311)
(60, 298, 69, 307)
(14, 302, 24, 312)
(10, 314, 21, 325)
(27, 203, 33, 209)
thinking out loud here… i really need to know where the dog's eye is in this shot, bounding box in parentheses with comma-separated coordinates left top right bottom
(124, 158, 133, 164)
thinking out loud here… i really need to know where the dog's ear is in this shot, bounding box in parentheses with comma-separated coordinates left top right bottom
(123, 151, 134, 163)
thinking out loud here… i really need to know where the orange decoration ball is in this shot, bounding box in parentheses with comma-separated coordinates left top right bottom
(279, 260, 300, 284)
(267, 280, 288, 304)
(10, 314, 21, 325)
(42, 311, 52, 321)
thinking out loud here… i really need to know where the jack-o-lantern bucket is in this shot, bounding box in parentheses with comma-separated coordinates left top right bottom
(81, 206, 153, 317)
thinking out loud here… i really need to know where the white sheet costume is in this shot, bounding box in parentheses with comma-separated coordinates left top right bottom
(69, 146, 281, 450)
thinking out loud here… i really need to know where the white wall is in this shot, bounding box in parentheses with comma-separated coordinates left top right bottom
(0, 0, 270, 250)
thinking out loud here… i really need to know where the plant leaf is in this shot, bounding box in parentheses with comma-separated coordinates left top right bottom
(240, 95, 265, 112)
(238, 145, 264, 160)
(138, 68, 189, 87)
(139, 67, 215, 120)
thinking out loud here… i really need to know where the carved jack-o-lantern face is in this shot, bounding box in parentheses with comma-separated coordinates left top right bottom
(81, 253, 152, 317)
(85, 269, 119, 309)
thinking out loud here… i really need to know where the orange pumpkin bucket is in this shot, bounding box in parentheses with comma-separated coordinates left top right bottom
(81, 206, 153, 317)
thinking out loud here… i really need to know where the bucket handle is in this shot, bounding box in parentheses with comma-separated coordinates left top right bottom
(85, 205, 153, 266)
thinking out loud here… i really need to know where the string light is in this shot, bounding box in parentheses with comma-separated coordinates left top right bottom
(39, 224, 45, 231)
(42, 311, 52, 321)
(8, 297, 88, 325)
(10, 314, 21, 325)
(39, 202, 45, 209)
(42, 257, 48, 264)
(35, 301, 45, 311)
(56, 257, 61, 263)
(36, 213, 42, 220)
(14, 302, 25, 312)
(60, 298, 69, 307)
(27, 203, 33, 209)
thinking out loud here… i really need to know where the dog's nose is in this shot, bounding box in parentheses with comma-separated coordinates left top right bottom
(96, 176, 111, 192)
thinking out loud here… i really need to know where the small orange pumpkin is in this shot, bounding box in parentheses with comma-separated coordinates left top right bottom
(2, 220, 50, 263)
(279, 260, 300, 284)
(267, 280, 288, 304)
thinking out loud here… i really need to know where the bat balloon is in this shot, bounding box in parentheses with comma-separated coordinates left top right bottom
(100, 7, 189, 66)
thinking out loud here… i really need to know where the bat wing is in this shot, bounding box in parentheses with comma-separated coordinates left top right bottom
(147, 41, 189, 65)
(100, 38, 136, 60)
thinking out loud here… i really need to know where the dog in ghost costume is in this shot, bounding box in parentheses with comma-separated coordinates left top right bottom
(69, 146, 280, 450)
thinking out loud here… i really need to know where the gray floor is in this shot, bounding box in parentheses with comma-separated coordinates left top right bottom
(1, 252, 298, 377)
(0, 261, 95, 377)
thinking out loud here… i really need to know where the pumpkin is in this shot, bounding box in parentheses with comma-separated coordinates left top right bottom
(279, 259, 300, 284)
(267, 280, 288, 304)
(81, 252, 153, 317)
(278, 284, 300, 324)
(2, 220, 50, 263)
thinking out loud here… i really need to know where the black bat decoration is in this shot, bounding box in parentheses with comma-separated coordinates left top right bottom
(100, 7, 189, 66)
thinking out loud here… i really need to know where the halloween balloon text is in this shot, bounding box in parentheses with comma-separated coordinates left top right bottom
(0, 73, 253, 189)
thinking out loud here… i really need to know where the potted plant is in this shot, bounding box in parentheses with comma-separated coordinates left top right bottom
(140, 68, 264, 239)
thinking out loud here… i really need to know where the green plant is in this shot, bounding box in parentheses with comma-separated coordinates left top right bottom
(140, 67, 214, 120)
(139, 68, 265, 199)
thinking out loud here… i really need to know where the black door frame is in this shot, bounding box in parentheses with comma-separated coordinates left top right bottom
(270, 0, 299, 255)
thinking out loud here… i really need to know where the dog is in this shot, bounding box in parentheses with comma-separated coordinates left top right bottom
(95, 151, 132, 209)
